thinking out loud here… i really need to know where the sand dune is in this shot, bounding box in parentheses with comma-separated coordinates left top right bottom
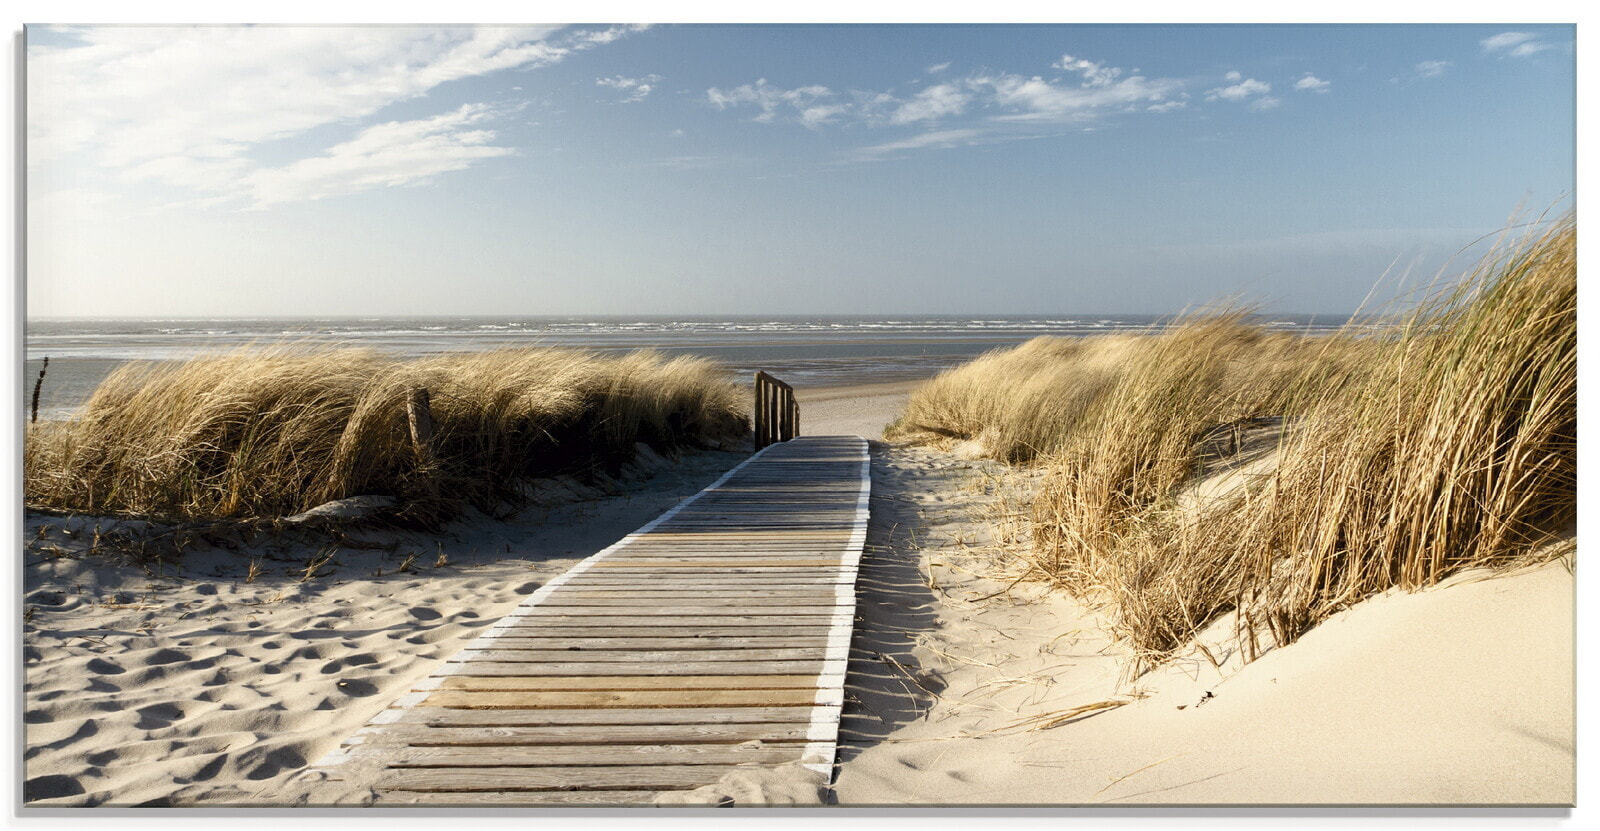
(21, 383, 1574, 806)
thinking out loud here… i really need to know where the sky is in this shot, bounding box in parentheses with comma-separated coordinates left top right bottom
(24, 23, 1575, 318)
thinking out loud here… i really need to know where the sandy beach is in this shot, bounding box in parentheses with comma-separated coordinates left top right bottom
(21, 379, 1574, 806)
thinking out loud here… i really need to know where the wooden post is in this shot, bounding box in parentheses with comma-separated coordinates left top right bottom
(754, 373, 766, 449)
(30, 357, 48, 424)
(406, 386, 435, 462)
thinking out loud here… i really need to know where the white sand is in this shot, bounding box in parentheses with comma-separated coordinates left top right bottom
(22, 448, 750, 806)
(834, 443, 1575, 806)
(21, 382, 1576, 807)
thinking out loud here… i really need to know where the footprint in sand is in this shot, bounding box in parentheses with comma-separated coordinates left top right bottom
(335, 678, 379, 697)
(145, 648, 191, 666)
(133, 703, 185, 730)
(407, 606, 442, 621)
(243, 746, 306, 781)
(85, 658, 125, 675)
(24, 774, 85, 802)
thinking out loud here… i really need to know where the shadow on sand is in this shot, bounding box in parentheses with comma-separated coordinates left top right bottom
(833, 441, 958, 780)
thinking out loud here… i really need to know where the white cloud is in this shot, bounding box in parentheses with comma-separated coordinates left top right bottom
(28, 25, 640, 207)
(597, 74, 662, 102)
(710, 52, 1180, 133)
(1481, 31, 1550, 57)
(856, 128, 986, 157)
(926, 61, 951, 74)
(971, 69, 1182, 123)
(1147, 99, 1187, 113)
(889, 83, 970, 124)
(1224, 71, 1242, 82)
(1414, 60, 1452, 79)
(241, 104, 514, 208)
(1293, 73, 1331, 93)
(1248, 96, 1282, 111)
(1053, 54, 1123, 88)
(1205, 76, 1272, 103)
(706, 79, 838, 125)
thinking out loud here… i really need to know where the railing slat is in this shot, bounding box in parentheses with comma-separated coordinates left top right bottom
(753, 371, 798, 450)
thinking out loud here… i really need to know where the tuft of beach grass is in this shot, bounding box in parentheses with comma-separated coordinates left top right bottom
(24, 346, 748, 525)
(889, 214, 1576, 671)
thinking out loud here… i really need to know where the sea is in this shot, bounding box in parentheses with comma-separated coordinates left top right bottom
(22, 315, 1344, 419)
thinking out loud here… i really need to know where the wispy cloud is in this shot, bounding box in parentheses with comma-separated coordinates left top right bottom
(242, 104, 514, 208)
(926, 61, 951, 74)
(854, 127, 987, 157)
(1293, 73, 1331, 93)
(707, 79, 843, 127)
(598, 74, 661, 102)
(1205, 72, 1278, 111)
(709, 52, 1183, 133)
(1415, 60, 1452, 78)
(1052, 54, 1123, 88)
(973, 70, 1182, 122)
(28, 25, 642, 208)
(1391, 60, 1452, 85)
(888, 83, 970, 124)
(1481, 31, 1551, 58)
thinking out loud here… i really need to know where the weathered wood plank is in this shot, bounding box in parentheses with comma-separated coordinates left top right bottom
(431, 660, 830, 677)
(448, 648, 827, 663)
(437, 675, 821, 692)
(378, 706, 823, 727)
(373, 789, 666, 805)
(511, 605, 848, 617)
(378, 764, 746, 792)
(474, 636, 828, 649)
(481, 626, 835, 639)
(420, 688, 822, 709)
(492, 615, 841, 627)
(349, 724, 814, 746)
(374, 743, 810, 767)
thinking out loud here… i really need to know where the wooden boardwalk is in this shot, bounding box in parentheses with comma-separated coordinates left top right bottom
(313, 435, 871, 805)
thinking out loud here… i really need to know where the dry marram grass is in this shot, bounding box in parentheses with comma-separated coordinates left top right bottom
(25, 347, 747, 524)
(891, 215, 1576, 670)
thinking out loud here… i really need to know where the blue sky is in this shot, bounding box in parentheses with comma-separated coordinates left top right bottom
(26, 23, 1574, 317)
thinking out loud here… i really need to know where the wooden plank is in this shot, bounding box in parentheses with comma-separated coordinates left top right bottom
(588, 561, 846, 569)
(474, 636, 829, 649)
(378, 764, 747, 792)
(435, 674, 820, 692)
(350, 724, 814, 747)
(373, 790, 665, 805)
(481, 626, 834, 639)
(512, 605, 847, 617)
(420, 688, 822, 709)
(558, 591, 841, 600)
(449, 648, 827, 663)
(429, 660, 829, 677)
(379, 706, 823, 727)
(490, 615, 841, 628)
(376, 743, 809, 767)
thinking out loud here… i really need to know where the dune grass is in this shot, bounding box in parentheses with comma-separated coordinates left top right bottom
(890, 215, 1576, 669)
(24, 346, 748, 525)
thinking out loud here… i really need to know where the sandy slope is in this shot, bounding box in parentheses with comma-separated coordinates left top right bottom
(834, 444, 1575, 806)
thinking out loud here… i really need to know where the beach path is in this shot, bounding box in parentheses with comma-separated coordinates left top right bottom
(310, 435, 871, 805)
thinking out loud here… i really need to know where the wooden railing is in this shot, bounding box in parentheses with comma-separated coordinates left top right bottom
(753, 371, 799, 450)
